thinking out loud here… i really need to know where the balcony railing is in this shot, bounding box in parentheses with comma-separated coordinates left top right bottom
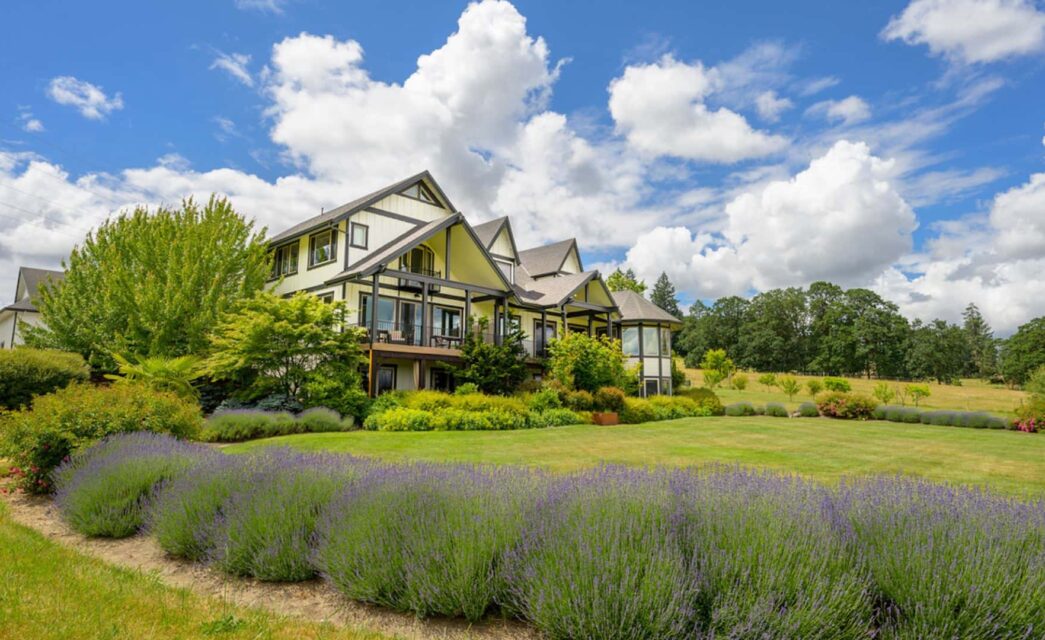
(397, 267, 441, 291)
(350, 320, 543, 357)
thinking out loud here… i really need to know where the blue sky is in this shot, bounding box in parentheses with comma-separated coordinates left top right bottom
(1, 0, 1043, 332)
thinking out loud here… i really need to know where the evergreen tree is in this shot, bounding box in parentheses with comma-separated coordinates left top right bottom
(649, 272, 682, 318)
(457, 316, 529, 395)
(606, 268, 646, 293)
(962, 303, 997, 378)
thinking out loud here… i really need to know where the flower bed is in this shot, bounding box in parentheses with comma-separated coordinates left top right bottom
(53, 433, 1045, 638)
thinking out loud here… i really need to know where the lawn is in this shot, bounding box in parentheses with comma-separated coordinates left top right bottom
(684, 367, 1028, 415)
(0, 502, 387, 640)
(226, 417, 1045, 498)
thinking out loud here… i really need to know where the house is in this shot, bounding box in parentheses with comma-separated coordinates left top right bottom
(267, 171, 682, 396)
(0, 267, 64, 349)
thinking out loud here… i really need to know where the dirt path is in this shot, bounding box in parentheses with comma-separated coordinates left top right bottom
(2, 493, 537, 640)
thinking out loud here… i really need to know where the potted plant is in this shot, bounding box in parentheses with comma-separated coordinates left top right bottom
(592, 386, 625, 426)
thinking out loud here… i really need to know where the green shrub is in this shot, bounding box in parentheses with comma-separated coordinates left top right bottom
(915, 410, 1008, 429)
(451, 393, 527, 415)
(296, 407, 347, 432)
(798, 402, 819, 418)
(765, 402, 789, 417)
(593, 386, 626, 413)
(815, 391, 877, 420)
(724, 401, 756, 417)
(0, 348, 89, 410)
(757, 373, 777, 390)
(527, 388, 562, 413)
(823, 377, 852, 393)
(0, 383, 202, 493)
(529, 408, 584, 428)
(365, 407, 437, 432)
(454, 382, 479, 396)
(677, 387, 725, 415)
(199, 407, 350, 443)
(731, 373, 749, 390)
(564, 390, 594, 411)
(620, 398, 657, 424)
(906, 384, 931, 407)
(806, 380, 823, 396)
(366, 391, 406, 417)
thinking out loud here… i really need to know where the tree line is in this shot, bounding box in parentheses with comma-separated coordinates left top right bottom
(607, 269, 1045, 387)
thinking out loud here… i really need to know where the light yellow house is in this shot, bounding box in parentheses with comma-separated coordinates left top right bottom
(0, 267, 63, 349)
(267, 171, 681, 396)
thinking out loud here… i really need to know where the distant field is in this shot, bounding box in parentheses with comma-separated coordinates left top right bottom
(683, 367, 1027, 415)
(227, 417, 1045, 498)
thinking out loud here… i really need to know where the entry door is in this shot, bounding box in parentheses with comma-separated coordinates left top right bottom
(377, 365, 397, 395)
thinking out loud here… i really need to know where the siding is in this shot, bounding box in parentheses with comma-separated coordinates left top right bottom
(489, 227, 515, 260)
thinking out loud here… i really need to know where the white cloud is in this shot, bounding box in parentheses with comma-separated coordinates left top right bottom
(608, 55, 788, 163)
(625, 140, 916, 296)
(882, 0, 1045, 64)
(989, 172, 1045, 259)
(17, 107, 44, 133)
(808, 95, 871, 125)
(234, 0, 288, 13)
(799, 76, 841, 96)
(46, 76, 123, 120)
(210, 51, 254, 87)
(755, 90, 793, 122)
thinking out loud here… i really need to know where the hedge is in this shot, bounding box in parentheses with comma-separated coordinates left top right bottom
(676, 387, 725, 415)
(0, 347, 90, 410)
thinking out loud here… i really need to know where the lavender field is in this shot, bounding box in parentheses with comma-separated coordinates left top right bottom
(55, 433, 1045, 640)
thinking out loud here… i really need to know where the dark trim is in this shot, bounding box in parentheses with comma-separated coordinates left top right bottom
(382, 268, 507, 298)
(307, 228, 338, 270)
(364, 206, 426, 226)
(349, 222, 369, 249)
(270, 241, 300, 279)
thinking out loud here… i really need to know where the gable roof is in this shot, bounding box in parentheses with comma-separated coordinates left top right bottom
(472, 217, 506, 248)
(3, 266, 64, 314)
(611, 289, 682, 327)
(517, 238, 581, 277)
(268, 171, 456, 245)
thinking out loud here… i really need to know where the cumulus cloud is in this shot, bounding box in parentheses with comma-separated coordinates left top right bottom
(608, 55, 788, 163)
(210, 51, 254, 87)
(17, 107, 44, 133)
(755, 90, 792, 122)
(807, 95, 871, 125)
(625, 140, 916, 296)
(989, 172, 1045, 259)
(882, 0, 1045, 64)
(46, 76, 124, 120)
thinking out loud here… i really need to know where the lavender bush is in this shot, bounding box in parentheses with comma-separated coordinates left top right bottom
(55, 433, 1045, 637)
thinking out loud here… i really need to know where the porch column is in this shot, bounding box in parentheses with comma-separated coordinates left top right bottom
(540, 308, 547, 357)
(605, 311, 612, 338)
(418, 360, 426, 390)
(494, 298, 502, 346)
(421, 283, 429, 347)
(464, 289, 471, 336)
(368, 273, 380, 397)
(587, 312, 593, 336)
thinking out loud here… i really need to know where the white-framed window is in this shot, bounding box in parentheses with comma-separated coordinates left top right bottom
(308, 229, 337, 267)
(349, 222, 368, 249)
(272, 242, 299, 278)
(642, 326, 660, 357)
(494, 258, 514, 283)
(622, 326, 640, 356)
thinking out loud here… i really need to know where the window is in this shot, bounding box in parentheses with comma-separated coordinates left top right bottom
(644, 378, 660, 397)
(308, 229, 337, 267)
(271, 243, 298, 278)
(401, 245, 436, 276)
(534, 319, 557, 357)
(377, 365, 397, 395)
(349, 222, 368, 249)
(432, 306, 462, 337)
(359, 293, 395, 332)
(661, 328, 671, 355)
(317, 291, 335, 304)
(494, 258, 514, 283)
(430, 368, 455, 393)
(401, 182, 437, 204)
(642, 326, 660, 357)
(622, 327, 640, 356)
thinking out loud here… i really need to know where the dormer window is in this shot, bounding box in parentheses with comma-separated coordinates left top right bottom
(400, 182, 438, 205)
(494, 258, 514, 284)
(308, 229, 337, 267)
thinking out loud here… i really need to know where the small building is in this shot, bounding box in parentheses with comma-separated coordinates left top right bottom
(0, 267, 64, 349)
(610, 289, 683, 396)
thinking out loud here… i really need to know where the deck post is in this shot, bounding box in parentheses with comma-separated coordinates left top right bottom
(539, 308, 547, 357)
(368, 273, 380, 397)
(421, 283, 429, 347)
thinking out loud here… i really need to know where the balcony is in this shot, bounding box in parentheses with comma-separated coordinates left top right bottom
(397, 267, 441, 292)
(349, 320, 544, 358)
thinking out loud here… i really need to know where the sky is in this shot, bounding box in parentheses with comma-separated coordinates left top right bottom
(1, 0, 1043, 334)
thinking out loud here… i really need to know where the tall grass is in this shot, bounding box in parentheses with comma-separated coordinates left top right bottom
(55, 433, 1045, 637)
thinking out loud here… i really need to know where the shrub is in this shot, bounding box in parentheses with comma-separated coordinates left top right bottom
(906, 383, 931, 407)
(564, 390, 594, 411)
(757, 373, 777, 390)
(527, 388, 563, 413)
(798, 401, 819, 418)
(297, 407, 348, 432)
(724, 401, 756, 417)
(677, 387, 725, 416)
(815, 391, 878, 420)
(529, 408, 584, 427)
(765, 402, 789, 417)
(620, 398, 657, 424)
(731, 372, 749, 390)
(593, 386, 626, 413)
(823, 377, 851, 392)
(546, 332, 629, 393)
(53, 433, 207, 537)
(872, 381, 895, 404)
(0, 348, 89, 410)
(914, 410, 1009, 429)
(404, 390, 454, 412)
(199, 407, 351, 443)
(454, 382, 479, 396)
(106, 353, 202, 399)
(1, 383, 202, 493)
(364, 407, 437, 432)
(777, 375, 801, 401)
(366, 391, 405, 417)
(873, 405, 925, 423)
(806, 379, 823, 396)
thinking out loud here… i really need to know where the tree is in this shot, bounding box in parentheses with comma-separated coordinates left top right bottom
(699, 349, 734, 389)
(738, 288, 808, 372)
(703, 296, 749, 361)
(906, 383, 930, 407)
(778, 375, 800, 401)
(962, 303, 997, 379)
(906, 319, 967, 384)
(649, 272, 681, 318)
(676, 301, 710, 364)
(457, 316, 528, 395)
(546, 332, 629, 393)
(203, 292, 366, 408)
(1000, 317, 1045, 387)
(872, 381, 895, 405)
(26, 197, 269, 370)
(758, 373, 778, 391)
(606, 268, 646, 294)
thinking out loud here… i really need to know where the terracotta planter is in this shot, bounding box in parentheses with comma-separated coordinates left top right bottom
(592, 411, 619, 426)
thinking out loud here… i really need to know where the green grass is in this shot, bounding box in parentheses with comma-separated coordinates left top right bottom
(227, 417, 1045, 498)
(686, 367, 1028, 415)
(0, 501, 388, 640)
